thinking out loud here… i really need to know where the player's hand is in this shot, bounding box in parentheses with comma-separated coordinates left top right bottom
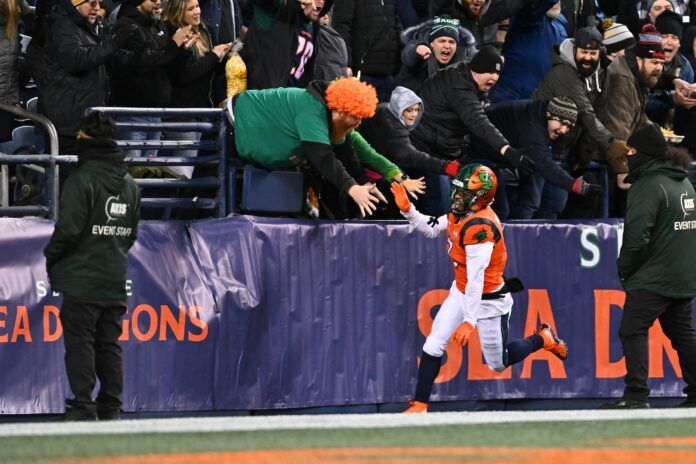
(450, 322, 474, 347)
(390, 182, 412, 213)
(348, 183, 381, 217)
(402, 177, 425, 199)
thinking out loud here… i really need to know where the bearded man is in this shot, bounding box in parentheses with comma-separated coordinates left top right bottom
(534, 27, 630, 181)
(601, 24, 666, 189)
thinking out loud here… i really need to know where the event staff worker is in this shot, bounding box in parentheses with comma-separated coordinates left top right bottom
(600, 124, 696, 409)
(229, 77, 387, 217)
(44, 112, 140, 421)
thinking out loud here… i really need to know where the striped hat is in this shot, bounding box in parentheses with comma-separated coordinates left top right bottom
(429, 16, 461, 44)
(546, 96, 578, 126)
(635, 24, 666, 59)
(602, 19, 636, 54)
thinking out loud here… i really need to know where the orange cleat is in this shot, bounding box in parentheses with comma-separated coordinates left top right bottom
(402, 400, 428, 414)
(536, 323, 568, 360)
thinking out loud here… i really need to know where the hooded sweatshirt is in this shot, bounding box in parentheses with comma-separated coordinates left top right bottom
(533, 38, 614, 152)
(619, 158, 696, 298)
(44, 139, 140, 300)
(358, 86, 448, 174)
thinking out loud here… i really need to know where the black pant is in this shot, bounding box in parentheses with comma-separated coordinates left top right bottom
(619, 289, 696, 401)
(60, 294, 127, 414)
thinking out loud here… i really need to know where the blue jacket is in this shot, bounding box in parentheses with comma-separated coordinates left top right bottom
(199, 0, 242, 43)
(490, 0, 567, 103)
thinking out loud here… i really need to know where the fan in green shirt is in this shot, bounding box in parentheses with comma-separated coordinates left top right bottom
(230, 78, 425, 216)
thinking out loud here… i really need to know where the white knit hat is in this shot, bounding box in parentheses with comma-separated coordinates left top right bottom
(602, 19, 637, 54)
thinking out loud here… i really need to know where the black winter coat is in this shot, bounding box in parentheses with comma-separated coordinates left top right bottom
(166, 22, 220, 108)
(240, 0, 333, 90)
(358, 103, 448, 174)
(411, 62, 509, 161)
(332, 0, 401, 75)
(470, 100, 575, 191)
(28, 0, 114, 137)
(430, 0, 534, 46)
(111, 4, 179, 107)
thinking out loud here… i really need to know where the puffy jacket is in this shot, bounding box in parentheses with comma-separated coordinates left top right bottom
(165, 22, 220, 108)
(619, 158, 696, 298)
(28, 0, 114, 137)
(430, 0, 534, 46)
(394, 18, 476, 92)
(44, 138, 140, 300)
(489, 0, 567, 103)
(0, 0, 31, 104)
(110, 3, 179, 107)
(533, 38, 613, 153)
(240, 0, 333, 90)
(332, 0, 401, 75)
(411, 61, 509, 161)
(358, 86, 448, 174)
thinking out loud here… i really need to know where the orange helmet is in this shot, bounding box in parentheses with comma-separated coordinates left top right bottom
(450, 164, 497, 215)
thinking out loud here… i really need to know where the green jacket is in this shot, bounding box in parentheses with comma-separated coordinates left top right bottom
(618, 158, 696, 298)
(44, 139, 140, 300)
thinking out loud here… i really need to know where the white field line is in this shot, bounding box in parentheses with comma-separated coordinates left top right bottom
(1, 409, 695, 438)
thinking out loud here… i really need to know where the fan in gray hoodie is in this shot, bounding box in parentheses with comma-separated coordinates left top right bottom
(358, 86, 461, 176)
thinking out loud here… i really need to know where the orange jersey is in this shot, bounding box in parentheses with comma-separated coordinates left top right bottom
(446, 206, 506, 294)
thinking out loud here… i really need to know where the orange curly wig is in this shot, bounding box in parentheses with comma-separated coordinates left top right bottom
(325, 78, 378, 119)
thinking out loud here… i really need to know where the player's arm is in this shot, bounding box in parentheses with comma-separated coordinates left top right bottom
(390, 183, 447, 238)
(461, 241, 494, 326)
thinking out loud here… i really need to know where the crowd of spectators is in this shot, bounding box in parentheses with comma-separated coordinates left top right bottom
(1, 0, 696, 220)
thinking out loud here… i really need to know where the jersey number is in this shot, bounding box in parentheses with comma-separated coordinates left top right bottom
(290, 36, 314, 80)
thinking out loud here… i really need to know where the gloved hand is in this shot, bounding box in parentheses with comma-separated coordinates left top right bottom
(450, 322, 474, 347)
(571, 177, 602, 195)
(444, 161, 460, 177)
(608, 139, 629, 158)
(505, 147, 535, 175)
(390, 182, 412, 213)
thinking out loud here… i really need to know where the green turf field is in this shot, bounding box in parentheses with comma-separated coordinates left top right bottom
(1, 417, 696, 463)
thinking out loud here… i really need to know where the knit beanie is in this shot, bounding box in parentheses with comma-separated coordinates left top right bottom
(655, 10, 683, 40)
(601, 19, 637, 54)
(469, 45, 504, 74)
(429, 16, 460, 44)
(647, 0, 675, 13)
(627, 123, 668, 156)
(635, 24, 666, 59)
(574, 26, 604, 50)
(546, 96, 578, 126)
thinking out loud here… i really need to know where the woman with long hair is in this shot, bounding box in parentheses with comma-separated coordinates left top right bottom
(160, 0, 229, 178)
(0, 0, 33, 140)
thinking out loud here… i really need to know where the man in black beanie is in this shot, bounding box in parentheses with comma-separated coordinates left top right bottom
(600, 123, 696, 409)
(44, 112, 141, 420)
(409, 45, 534, 215)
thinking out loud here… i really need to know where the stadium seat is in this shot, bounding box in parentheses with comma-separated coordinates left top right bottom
(12, 126, 45, 153)
(240, 165, 304, 214)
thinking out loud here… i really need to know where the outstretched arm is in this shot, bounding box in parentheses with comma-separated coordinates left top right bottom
(391, 183, 447, 238)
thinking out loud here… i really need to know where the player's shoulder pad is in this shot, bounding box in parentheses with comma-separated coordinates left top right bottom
(460, 217, 501, 246)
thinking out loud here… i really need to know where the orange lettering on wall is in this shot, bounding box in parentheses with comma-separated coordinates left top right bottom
(416, 290, 462, 383)
(119, 317, 130, 341)
(0, 306, 7, 343)
(520, 290, 567, 379)
(11, 306, 32, 342)
(132, 304, 158, 341)
(648, 320, 683, 378)
(594, 289, 626, 378)
(467, 327, 512, 380)
(43, 305, 62, 342)
(159, 305, 186, 341)
(187, 306, 209, 342)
